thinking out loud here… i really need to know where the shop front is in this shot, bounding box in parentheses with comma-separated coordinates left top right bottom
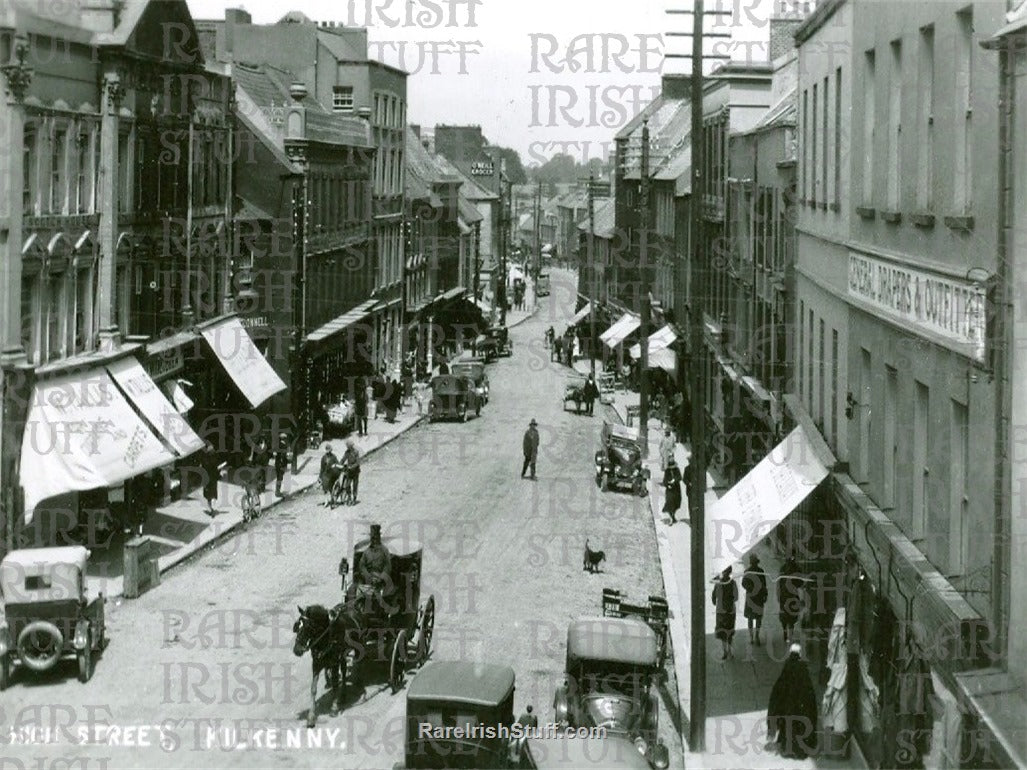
(600, 311, 641, 378)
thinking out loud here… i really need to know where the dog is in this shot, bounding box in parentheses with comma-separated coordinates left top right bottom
(583, 539, 606, 573)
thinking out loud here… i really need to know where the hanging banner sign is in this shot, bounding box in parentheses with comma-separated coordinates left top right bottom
(847, 253, 987, 362)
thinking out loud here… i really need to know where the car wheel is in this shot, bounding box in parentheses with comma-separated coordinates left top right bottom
(78, 637, 93, 684)
(0, 654, 11, 690)
(459, 404, 467, 422)
(17, 621, 63, 672)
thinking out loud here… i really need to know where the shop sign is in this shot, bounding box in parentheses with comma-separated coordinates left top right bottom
(470, 162, 494, 176)
(847, 253, 987, 362)
(241, 315, 270, 330)
(146, 348, 184, 381)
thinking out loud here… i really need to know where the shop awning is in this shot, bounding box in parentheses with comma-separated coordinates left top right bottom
(569, 302, 592, 326)
(162, 379, 194, 414)
(304, 299, 378, 347)
(708, 424, 830, 576)
(629, 324, 677, 359)
(107, 357, 205, 458)
(601, 313, 641, 349)
(201, 317, 287, 409)
(21, 366, 180, 520)
(648, 347, 677, 375)
(599, 313, 633, 343)
(437, 286, 466, 303)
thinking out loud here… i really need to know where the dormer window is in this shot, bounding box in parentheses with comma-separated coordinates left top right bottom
(333, 86, 354, 113)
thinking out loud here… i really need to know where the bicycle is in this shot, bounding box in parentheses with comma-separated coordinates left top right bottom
(241, 482, 262, 522)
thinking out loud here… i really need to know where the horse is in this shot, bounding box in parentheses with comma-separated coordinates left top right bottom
(293, 604, 349, 727)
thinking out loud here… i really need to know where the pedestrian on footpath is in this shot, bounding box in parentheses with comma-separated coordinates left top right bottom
(320, 444, 341, 507)
(341, 439, 361, 505)
(658, 426, 676, 472)
(778, 553, 804, 645)
(274, 433, 290, 498)
(200, 442, 222, 516)
(521, 418, 540, 480)
(583, 375, 599, 415)
(251, 436, 270, 493)
(766, 643, 819, 760)
(661, 456, 682, 525)
(355, 378, 369, 436)
(742, 554, 769, 645)
(712, 566, 738, 660)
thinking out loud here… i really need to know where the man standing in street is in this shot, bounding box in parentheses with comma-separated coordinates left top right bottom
(658, 426, 676, 472)
(354, 377, 369, 436)
(583, 374, 599, 416)
(521, 419, 540, 480)
(274, 433, 291, 498)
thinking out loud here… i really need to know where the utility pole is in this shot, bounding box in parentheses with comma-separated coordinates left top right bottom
(638, 121, 651, 459)
(493, 154, 507, 326)
(588, 174, 597, 378)
(534, 181, 542, 282)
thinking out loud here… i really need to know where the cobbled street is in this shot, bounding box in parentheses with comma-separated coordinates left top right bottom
(1, 271, 682, 769)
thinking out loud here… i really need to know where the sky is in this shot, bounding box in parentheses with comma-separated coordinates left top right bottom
(186, 0, 779, 164)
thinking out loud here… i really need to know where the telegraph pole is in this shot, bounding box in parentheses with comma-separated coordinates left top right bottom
(534, 181, 542, 282)
(493, 153, 507, 326)
(638, 121, 651, 458)
(587, 174, 597, 378)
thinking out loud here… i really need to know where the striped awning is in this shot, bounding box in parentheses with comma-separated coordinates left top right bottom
(629, 324, 678, 359)
(304, 299, 378, 346)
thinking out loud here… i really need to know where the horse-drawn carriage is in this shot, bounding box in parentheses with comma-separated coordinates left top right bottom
(293, 533, 436, 727)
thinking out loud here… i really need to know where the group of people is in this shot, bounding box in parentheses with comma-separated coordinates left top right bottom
(548, 326, 582, 368)
(319, 440, 362, 507)
(197, 434, 292, 517)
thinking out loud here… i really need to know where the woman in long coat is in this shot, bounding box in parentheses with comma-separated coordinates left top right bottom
(662, 457, 682, 524)
(742, 554, 769, 645)
(767, 644, 820, 759)
(712, 566, 738, 660)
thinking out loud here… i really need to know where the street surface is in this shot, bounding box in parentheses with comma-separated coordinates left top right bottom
(0, 269, 683, 769)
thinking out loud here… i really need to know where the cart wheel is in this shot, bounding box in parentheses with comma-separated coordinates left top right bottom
(0, 654, 10, 690)
(78, 636, 93, 684)
(390, 629, 409, 693)
(416, 595, 436, 665)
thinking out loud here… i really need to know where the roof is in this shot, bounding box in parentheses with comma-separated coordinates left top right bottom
(434, 155, 498, 201)
(407, 661, 515, 706)
(1, 546, 89, 571)
(567, 618, 659, 666)
(458, 196, 483, 224)
(524, 735, 652, 769)
(747, 85, 798, 134)
(794, 0, 847, 45)
(984, 0, 1027, 44)
(577, 197, 617, 239)
(621, 98, 691, 180)
(406, 127, 447, 203)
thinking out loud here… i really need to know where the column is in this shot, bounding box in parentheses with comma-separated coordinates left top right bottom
(96, 69, 123, 351)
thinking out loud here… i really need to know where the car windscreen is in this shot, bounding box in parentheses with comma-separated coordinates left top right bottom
(571, 662, 647, 698)
(432, 380, 465, 395)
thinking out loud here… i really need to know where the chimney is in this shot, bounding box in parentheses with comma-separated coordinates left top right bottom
(661, 74, 691, 100)
(770, 0, 815, 60)
(410, 124, 421, 139)
(224, 8, 251, 60)
(286, 82, 308, 140)
(79, 0, 124, 33)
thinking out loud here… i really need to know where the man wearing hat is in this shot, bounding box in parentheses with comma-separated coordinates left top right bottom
(658, 426, 676, 472)
(521, 419, 540, 480)
(274, 433, 291, 498)
(355, 523, 395, 616)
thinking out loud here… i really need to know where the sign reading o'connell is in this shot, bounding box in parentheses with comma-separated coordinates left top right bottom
(848, 252, 986, 362)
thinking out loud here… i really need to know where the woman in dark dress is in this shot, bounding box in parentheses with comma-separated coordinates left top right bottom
(354, 378, 369, 436)
(661, 457, 682, 524)
(200, 443, 220, 515)
(742, 554, 769, 645)
(767, 644, 819, 759)
(712, 566, 738, 660)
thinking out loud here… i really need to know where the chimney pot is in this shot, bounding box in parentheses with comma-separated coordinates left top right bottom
(290, 82, 308, 102)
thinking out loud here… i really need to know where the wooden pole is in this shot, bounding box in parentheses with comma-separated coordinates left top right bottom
(588, 175, 597, 378)
(689, 0, 708, 753)
(639, 122, 651, 458)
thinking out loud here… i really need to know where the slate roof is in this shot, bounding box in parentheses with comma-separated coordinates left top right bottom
(623, 97, 691, 181)
(577, 197, 616, 239)
(458, 196, 483, 224)
(434, 155, 498, 201)
(748, 85, 797, 133)
(405, 127, 443, 204)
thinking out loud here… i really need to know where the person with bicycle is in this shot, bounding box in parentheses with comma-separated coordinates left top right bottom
(320, 444, 342, 507)
(338, 439, 361, 505)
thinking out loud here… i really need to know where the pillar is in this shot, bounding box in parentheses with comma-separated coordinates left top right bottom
(96, 69, 123, 351)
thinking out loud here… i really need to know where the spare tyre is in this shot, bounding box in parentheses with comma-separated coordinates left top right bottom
(17, 621, 64, 672)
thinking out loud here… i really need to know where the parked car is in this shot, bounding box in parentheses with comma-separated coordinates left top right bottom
(535, 272, 551, 297)
(519, 735, 652, 769)
(0, 546, 107, 688)
(594, 421, 650, 496)
(451, 359, 490, 404)
(400, 660, 530, 768)
(553, 618, 669, 769)
(428, 374, 481, 422)
(475, 334, 499, 363)
(484, 325, 513, 357)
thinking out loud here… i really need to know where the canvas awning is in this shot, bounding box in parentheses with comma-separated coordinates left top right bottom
(21, 364, 180, 520)
(601, 313, 641, 349)
(304, 299, 378, 348)
(162, 379, 194, 414)
(708, 425, 830, 576)
(106, 356, 205, 458)
(629, 324, 677, 359)
(201, 317, 287, 409)
(569, 302, 592, 326)
(648, 347, 678, 375)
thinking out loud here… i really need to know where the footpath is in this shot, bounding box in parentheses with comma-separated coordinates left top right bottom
(85, 301, 537, 601)
(572, 358, 865, 770)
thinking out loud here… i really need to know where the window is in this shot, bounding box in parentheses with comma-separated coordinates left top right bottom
(863, 50, 876, 205)
(801, 89, 808, 200)
(23, 126, 36, 215)
(884, 365, 898, 507)
(76, 128, 90, 213)
(860, 348, 872, 481)
(917, 25, 935, 209)
(74, 265, 93, 353)
(913, 381, 929, 540)
(46, 272, 66, 362)
(50, 128, 67, 214)
(822, 75, 828, 208)
(834, 68, 842, 207)
(818, 319, 825, 427)
(950, 399, 969, 574)
(811, 83, 818, 204)
(333, 85, 354, 112)
(954, 8, 973, 212)
(830, 329, 839, 444)
(21, 275, 37, 363)
(807, 309, 814, 414)
(888, 39, 902, 210)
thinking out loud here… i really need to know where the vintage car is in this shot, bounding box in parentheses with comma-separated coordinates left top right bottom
(594, 422, 650, 496)
(553, 618, 669, 770)
(475, 334, 498, 363)
(519, 735, 653, 769)
(483, 325, 512, 357)
(428, 374, 481, 422)
(450, 359, 490, 404)
(401, 660, 530, 769)
(0, 546, 106, 688)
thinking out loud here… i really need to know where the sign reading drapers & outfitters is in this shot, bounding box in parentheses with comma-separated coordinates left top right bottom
(847, 253, 987, 362)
